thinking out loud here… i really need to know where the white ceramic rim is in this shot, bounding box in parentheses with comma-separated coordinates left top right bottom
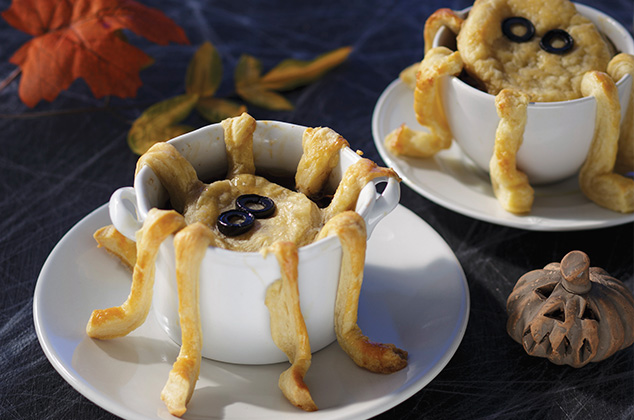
(120, 120, 399, 261)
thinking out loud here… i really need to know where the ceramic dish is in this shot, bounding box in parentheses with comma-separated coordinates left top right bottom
(34, 204, 469, 420)
(428, 3, 634, 184)
(372, 78, 634, 231)
(109, 120, 400, 364)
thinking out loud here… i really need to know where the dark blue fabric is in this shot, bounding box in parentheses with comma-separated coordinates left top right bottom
(0, 0, 632, 418)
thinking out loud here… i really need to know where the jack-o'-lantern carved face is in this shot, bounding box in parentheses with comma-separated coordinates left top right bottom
(507, 250, 634, 367)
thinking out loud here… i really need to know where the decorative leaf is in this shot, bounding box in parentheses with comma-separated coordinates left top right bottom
(234, 54, 293, 110)
(234, 54, 263, 86)
(259, 46, 352, 91)
(236, 86, 294, 111)
(185, 41, 222, 97)
(127, 93, 198, 154)
(196, 97, 247, 123)
(233, 48, 351, 110)
(2, 0, 189, 107)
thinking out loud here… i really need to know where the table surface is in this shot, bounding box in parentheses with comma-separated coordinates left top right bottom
(1, 0, 632, 419)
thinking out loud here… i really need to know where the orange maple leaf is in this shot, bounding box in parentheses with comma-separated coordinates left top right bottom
(2, 0, 189, 107)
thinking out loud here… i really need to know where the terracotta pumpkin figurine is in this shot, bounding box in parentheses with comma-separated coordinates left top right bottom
(506, 250, 634, 367)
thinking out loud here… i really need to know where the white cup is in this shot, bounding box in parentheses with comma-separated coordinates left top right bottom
(108, 120, 400, 364)
(433, 3, 634, 185)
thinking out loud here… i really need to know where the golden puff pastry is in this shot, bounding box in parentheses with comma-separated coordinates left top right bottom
(457, 0, 612, 102)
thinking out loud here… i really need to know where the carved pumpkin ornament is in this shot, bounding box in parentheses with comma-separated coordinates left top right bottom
(507, 251, 634, 367)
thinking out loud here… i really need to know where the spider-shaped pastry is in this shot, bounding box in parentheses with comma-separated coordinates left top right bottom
(86, 113, 407, 416)
(386, 0, 634, 214)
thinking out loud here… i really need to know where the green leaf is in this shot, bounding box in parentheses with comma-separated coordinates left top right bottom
(185, 41, 222, 97)
(127, 93, 199, 154)
(259, 46, 352, 91)
(196, 97, 247, 122)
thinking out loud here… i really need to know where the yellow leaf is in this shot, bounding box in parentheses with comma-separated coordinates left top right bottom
(185, 41, 222, 97)
(196, 97, 247, 122)
(259, 46, 352, 91)
(234, 54, 293, 110)
(237, 86, 293, 111)
(127, 93, 199, 154)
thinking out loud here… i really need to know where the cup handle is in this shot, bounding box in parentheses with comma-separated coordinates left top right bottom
(108, 187, 142, 241)
(362, 176, 400, 237)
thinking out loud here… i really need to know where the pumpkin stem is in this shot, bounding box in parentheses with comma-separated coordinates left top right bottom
(560, 250, 591, 294)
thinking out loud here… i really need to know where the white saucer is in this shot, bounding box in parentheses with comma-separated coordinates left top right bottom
(34, 204, 469, 420)
(372, 78, 634, 231)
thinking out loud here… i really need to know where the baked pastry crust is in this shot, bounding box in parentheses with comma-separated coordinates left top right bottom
(385, 47, 462, 158)
(607, 54, 634, 174)
(579, 71, 634, 213)
(457, 0, 612, 101)
(318, 211, 408, 373)
(489, 89, 534, 214)
(265, 241, 317, 412)
(86, 209, 185, 340)
(93, 225, 136, 270)
(161, 223, 214, 416)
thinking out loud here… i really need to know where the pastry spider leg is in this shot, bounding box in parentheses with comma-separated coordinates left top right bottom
(325, 158, 400, 220)
(265, 241, 317, 412)
(222, 112, 257, 178)
(385, 47, 463, 158)
(295, 127, 349, 197)
(423, 8, 464, 55)
(86, 209, 185, 339)
(399, 9, 464, 89)
(489, 89, 535, 214)
(93, 225, 137, 271)
(161, 223, 216, 417)
(136, 142, 203, 215)
(317, 211, 408, 373)
(607, 53, 634, 174)
(579, 70, 634, 213)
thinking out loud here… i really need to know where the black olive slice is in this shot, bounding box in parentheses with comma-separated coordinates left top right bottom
(502, 17, 535, 43)
(540, 29, 574, 54)
(217, 209, 255, 236)
(236, 194, 275, 219)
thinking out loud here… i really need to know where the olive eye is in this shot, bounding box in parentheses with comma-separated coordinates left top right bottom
(216, 194, 276, 237)
(236, 194, 276, 218)
(217, 209, 255, 237)
(540, 29, 574, 54)
(502, 17, 535, 43)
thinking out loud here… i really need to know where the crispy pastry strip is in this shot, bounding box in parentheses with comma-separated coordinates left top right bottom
(93, 225, 137, 270)
(579, 71, 634, 213)
(86, 209, 185, 339)
(607, 53, 634, 174)
(385, 47, 462, 158)
(325, 158, 400, 220)
(265, 241, 317, 412)
(489, 89, 534, 214)
(136, 142, 203, 214)
(317, 211, 408, 373)
(161, 223, 215, 417)
(222, 112, 256, 178)
(295, 127, 349, 197)
(423, 8, 464, 54)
